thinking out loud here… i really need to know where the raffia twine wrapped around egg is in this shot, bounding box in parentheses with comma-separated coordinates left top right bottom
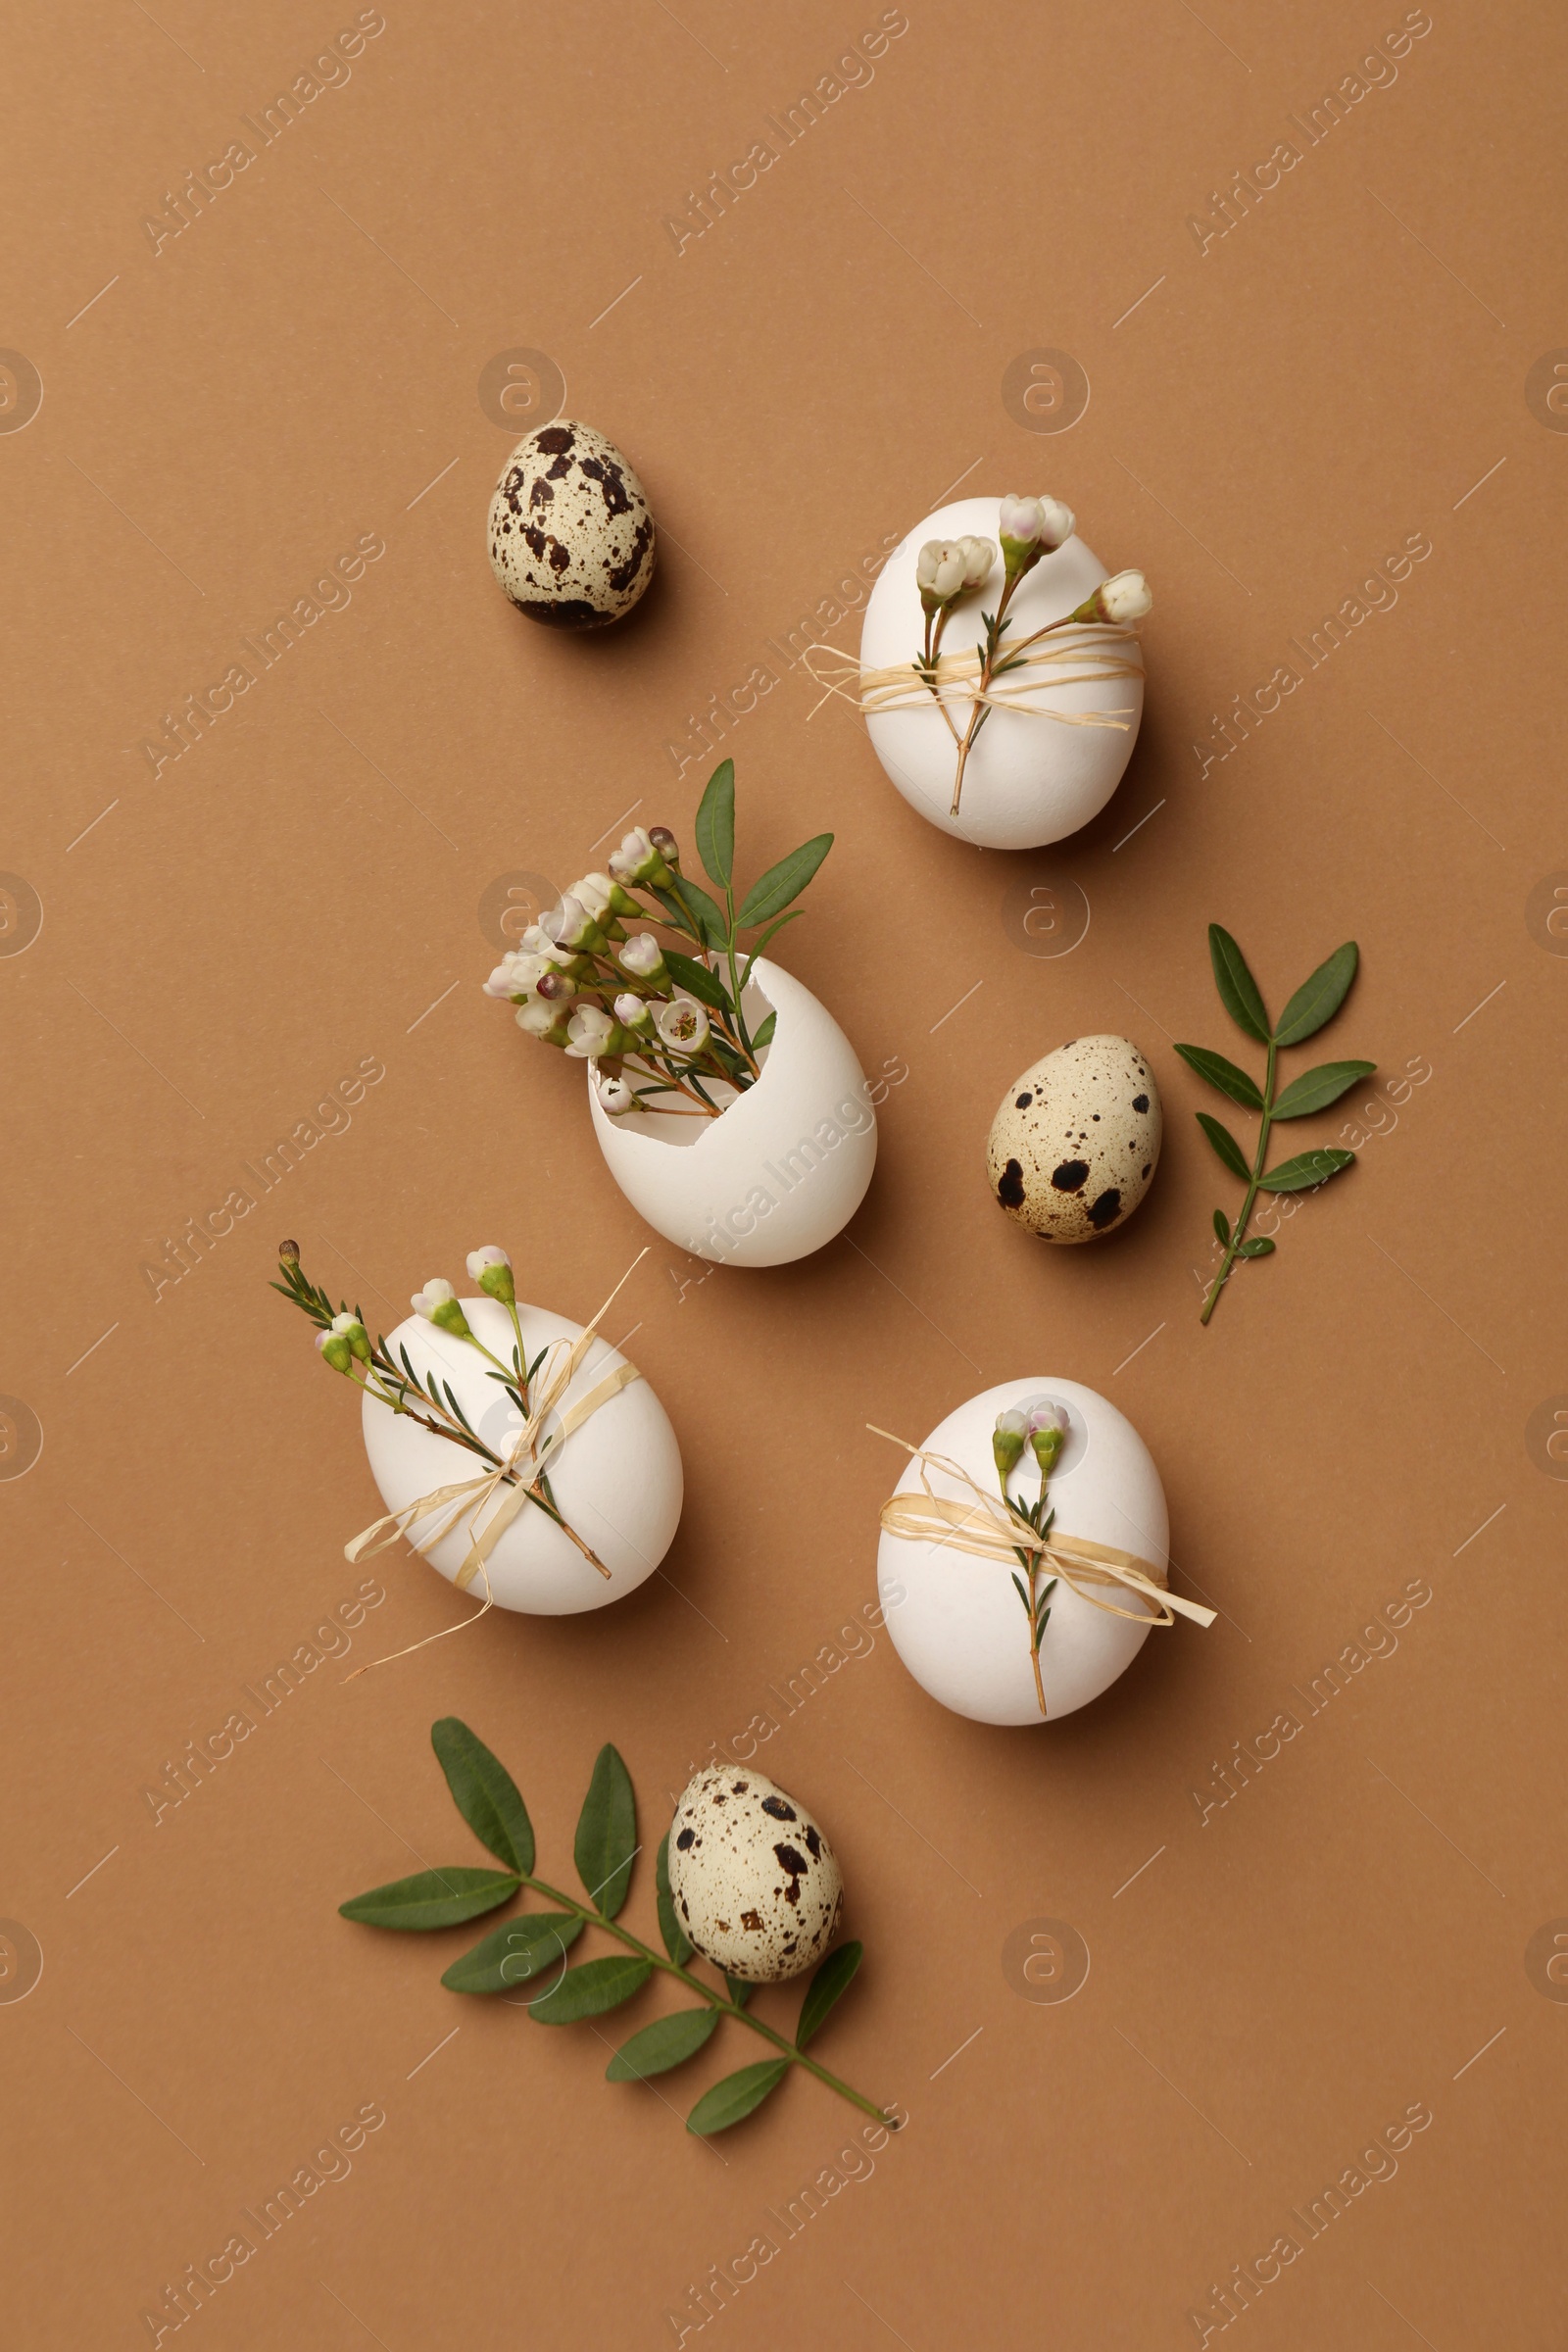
(874, 1380, 1212, 1726)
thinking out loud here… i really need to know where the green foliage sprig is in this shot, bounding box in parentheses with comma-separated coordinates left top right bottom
(341, 1720, 893, 2137)
(486, 760, 833, 1122)
(1177, 927, 1374, 1325)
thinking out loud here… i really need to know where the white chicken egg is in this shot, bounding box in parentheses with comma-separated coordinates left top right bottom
(666, 1768, 844, 1984)
(487, 419, 656, 628)
(877, 1378, 1171, 1726)
(987, 1034, 1161, 1243)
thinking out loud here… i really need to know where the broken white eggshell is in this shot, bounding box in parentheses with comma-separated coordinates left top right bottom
(858, 497, 1145, 850)
(487, 418, 656, 628)
(587, 957, 877, 1268)
(877, 1379, 1169, 1726)
(360, 1295, 681, 1615)
(667, 1768, 844, 1983)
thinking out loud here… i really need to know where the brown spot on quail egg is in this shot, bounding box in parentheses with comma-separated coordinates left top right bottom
(986, 1034, 1161, 1243)
(487, 419, 656, 628)
(665, 1769, 844, 1984)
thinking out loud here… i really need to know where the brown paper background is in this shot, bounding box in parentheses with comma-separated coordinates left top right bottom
(5, 2, 1565, 2344)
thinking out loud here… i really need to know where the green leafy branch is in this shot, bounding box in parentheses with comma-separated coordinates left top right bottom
(1177, 928, 1374, 1326)
(340, 1719, 893, 2137)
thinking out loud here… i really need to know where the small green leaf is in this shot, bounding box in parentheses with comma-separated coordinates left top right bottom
(1273, 942, 1359, 1048)
(430, 1718, 535, 1877)
(752, 1010, 777, 1051)
(656, 1833, 692, 1965)
(1196, 1112, 1251, 1181)
(1207, 925, 1270, 1043)
(339, 1867, 518, 1932)
(441, 1911, 583, 1992)
(1270, 1060, 1377, 1120)
(694, 759, 736, 890)
(574, 1744, 638, 1919)
(606, 2007, 719, 2082)
(662, 949, 728, 1010)
(723, 1974, 753, 2009)
(1212, 1208, 1231, 1245)
(673, 874, 728, 949)
(528, 1953, 652, 2024)
(797, 1941, 862, 2049)
(686, 2058, 791, 2135)
(1256, 1148, 1355, 1193)
(1236, 1236, 1276, 1258)
(737, 833, 833, 927)
(1174, 1043, 1264, 1111)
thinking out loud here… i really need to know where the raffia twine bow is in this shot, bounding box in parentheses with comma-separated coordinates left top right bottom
(802, 627, 1143, 730)
(870, 1428, 1215, 1632)
(342, 1255, 647, 1679)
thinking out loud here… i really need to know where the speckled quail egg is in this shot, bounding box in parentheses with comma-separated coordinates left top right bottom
(987, 1034, 1161, 1243)
(666, 1768, 844, 1984)
(486, 418, 656, 628)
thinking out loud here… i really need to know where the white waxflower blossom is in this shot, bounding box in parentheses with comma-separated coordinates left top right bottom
(466, 1248, 511, 1279)
(916, 539, 967, 601)
(596, 1074, 638, 1115)
(1096, 569, 1152, 622)
(957, 535, 998, 590)
(655, 998, 710, 1054)
(619, 932, 665, 978)
(564, 1004, 616, 1059)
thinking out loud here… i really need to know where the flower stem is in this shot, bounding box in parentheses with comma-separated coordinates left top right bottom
(950, 572, 1021, 816)
(1200, 1036, 1276, 1325)
(514, 1872, 896, 2126)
